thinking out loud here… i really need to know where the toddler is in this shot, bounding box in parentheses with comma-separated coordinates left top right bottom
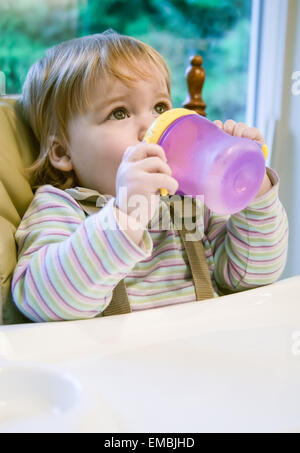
(11, 30, 288, 322)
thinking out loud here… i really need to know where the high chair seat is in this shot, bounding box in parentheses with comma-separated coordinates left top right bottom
(0, 96, 39, 324)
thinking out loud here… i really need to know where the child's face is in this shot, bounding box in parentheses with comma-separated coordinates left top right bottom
(66, 70, 172, 195)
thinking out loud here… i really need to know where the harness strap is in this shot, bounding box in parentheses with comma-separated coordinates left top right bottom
(170, 199, 215, 301)
(72, 192, 214, 317)
(103, 280, 131, 316)
(177, 227, 214, 300)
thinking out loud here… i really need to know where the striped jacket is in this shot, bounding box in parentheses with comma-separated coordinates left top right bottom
(11, 167, 288, 322)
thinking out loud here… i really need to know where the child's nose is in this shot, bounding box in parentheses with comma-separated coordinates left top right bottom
(137, 114, 154, 142)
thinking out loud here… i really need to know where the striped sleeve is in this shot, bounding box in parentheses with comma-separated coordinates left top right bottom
(204, 168, 289, 294)
(11, 185, 152, 322)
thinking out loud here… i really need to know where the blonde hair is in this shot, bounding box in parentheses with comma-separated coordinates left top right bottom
(19, 30, 170, 190)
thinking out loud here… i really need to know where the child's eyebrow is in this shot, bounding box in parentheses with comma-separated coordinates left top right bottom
(92, 92, 170, 114)
(155, 92, 171, 101)
(92, 95, 129, 113)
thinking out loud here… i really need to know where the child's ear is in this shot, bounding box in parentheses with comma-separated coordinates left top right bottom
(49, 139, 73, 172)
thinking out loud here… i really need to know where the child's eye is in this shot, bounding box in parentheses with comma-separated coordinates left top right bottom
(108, 108, 129, 120)
(154, 102, 169, 115)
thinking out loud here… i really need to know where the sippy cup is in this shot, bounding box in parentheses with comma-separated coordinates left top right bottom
(144, 108, 267, 215)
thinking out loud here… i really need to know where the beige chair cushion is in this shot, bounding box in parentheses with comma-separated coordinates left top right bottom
(0, 96, 39, 324)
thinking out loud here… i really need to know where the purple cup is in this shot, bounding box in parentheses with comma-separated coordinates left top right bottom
(157, 114, 265, 214)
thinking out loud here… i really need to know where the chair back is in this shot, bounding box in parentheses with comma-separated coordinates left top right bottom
(0, 96, 39, 323)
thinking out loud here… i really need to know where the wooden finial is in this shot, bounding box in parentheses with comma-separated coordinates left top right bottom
(183, 55, 207, 117)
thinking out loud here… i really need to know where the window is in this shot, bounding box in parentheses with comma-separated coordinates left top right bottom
(0, 0, 252, 121)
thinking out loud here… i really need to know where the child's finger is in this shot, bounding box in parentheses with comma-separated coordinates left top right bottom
(233, 122, 248, 138)
(148, 174, 179, 196)
(241, 127, 265, 145)
(125, 143, 167, 163)
(213, 120, 223, 130)
(223, 119, 236, 135)
(137, 156, 172, 176)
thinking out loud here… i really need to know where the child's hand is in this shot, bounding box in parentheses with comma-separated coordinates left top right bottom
(213, 119, 265, 145)
(115, 143, 178, 228)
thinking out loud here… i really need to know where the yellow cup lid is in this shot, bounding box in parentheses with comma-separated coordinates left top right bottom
(143, 108, 198, 144)
(261, 143, 268, 160)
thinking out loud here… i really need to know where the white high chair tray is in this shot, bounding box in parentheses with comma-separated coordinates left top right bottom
(0, 275, 300, 433)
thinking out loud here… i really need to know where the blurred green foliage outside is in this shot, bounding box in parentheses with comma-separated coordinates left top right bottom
(0, 0, 252, 121)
